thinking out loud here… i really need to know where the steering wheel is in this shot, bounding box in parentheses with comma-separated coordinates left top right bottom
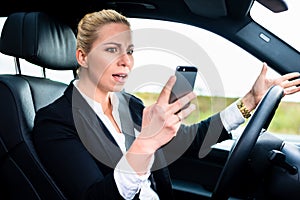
(211, 85, 284, 200)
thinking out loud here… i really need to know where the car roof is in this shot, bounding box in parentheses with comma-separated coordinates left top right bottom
(1, 0, 299, 75)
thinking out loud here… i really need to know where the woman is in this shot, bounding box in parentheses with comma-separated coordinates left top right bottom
(33, 9, 300, 200)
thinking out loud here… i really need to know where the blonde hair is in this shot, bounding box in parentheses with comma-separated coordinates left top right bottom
(76, 9, 130, 54)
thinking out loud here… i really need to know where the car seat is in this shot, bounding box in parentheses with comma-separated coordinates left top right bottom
(0, 12, 78, 199)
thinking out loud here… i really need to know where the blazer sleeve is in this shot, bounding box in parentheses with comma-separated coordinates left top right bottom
(32, 98, 124, 200)
(167, 113, 232, 159)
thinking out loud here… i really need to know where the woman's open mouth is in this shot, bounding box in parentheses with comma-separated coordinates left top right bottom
(112, 73, 128, 83)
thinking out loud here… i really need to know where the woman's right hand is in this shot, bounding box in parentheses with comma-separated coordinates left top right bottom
(125, 75, 196, 175)
(134, 75, 196, 154)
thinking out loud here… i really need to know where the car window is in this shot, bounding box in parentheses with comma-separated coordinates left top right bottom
(128, 18, 300, 142)
(251, 0, 300, 52)
(129, 18, 263, 98)
(0, 17, 74, 84)
(0, 17, 15, 74)
(250, 0, 300, 142)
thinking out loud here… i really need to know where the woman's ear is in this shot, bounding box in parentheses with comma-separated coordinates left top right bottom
(76, 49, 88, 68)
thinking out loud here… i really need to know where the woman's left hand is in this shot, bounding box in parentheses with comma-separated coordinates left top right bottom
(242, 62, 300, 112)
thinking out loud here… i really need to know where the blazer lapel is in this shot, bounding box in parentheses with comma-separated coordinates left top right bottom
(115, 92, 136, 150)
(66, 83, 123, 168)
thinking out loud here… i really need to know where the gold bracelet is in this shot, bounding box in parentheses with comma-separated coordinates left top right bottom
(237, 99, 251, 119)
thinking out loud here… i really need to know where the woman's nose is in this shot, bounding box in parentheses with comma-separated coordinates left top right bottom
(118, 53, 132, 67)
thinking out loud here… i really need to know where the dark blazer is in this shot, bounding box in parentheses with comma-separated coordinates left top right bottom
(32, 81, 231, 200)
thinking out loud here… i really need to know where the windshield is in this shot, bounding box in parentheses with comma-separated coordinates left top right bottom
(250, 0, 300, 52)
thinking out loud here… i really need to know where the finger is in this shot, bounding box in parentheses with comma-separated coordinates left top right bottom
(176, 103, 196, 121)
(254, 63, 268, 82)
(282, 77, 300, 88)
(282, 72, 300, 80)
(257, 62, 268, 79)
(157, 76, 176, 104)
(276, 72, 300, 84)
(284, 86, 300, 95)
(261, 62, 268, 76)
(175, 114, 182, 122)
(170, 92, 196, 114)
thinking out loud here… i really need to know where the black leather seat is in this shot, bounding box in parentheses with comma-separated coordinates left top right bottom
(0, 12, 78, 199)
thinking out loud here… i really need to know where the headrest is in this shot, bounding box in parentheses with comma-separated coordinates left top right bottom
(0, 12, 78, 70)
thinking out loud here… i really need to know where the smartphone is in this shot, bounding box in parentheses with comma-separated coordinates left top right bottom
(169, 66, 198, 108)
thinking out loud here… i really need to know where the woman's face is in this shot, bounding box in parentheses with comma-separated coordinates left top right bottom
(83, 23, 134, 93)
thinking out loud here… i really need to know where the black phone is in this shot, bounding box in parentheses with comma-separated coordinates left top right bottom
(169, 66, 198, 107)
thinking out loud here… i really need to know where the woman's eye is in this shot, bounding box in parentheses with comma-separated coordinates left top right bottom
(106, 48, 118, 53)
(127, 49, 134, 55)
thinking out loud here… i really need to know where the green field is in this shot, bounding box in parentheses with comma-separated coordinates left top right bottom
(134, 92, 300, 135)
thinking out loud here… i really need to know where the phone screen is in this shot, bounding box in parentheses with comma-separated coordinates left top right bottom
(169, 66, 197, 105)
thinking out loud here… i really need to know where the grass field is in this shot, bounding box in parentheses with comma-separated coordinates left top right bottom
(134, 92, 300, 135)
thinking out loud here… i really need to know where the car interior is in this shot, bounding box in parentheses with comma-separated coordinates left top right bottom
(0, 0, 300, 199)
(0, 11, 77, 199)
